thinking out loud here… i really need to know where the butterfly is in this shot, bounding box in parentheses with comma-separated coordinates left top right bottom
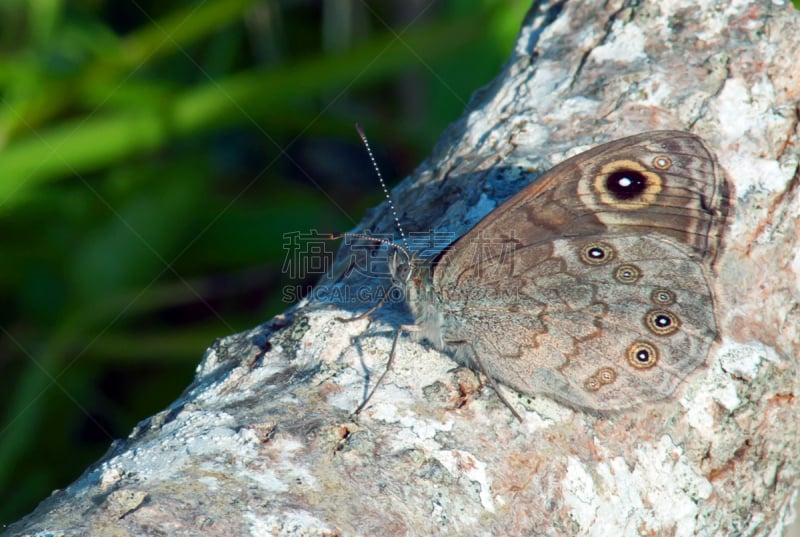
(338, 130, 729, 419)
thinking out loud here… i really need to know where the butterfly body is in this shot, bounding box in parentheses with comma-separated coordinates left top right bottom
(398, 131, 729, 412)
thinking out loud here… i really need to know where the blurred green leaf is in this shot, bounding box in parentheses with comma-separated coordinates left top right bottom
(0, 0, 525, 525)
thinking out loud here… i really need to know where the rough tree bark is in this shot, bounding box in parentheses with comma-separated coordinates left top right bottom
(5, 0, 800, 536)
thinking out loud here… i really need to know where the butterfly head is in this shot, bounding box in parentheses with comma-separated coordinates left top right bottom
(388, 248, 414, 286)
(389, 248, 447, 349)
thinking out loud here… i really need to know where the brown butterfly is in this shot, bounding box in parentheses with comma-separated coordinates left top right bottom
(344, 131, 730, 419)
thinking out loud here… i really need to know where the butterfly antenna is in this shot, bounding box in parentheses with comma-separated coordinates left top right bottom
(355, 124, 409, 250)
(325, 232, 409, 322)
(326, 232, 411, 264)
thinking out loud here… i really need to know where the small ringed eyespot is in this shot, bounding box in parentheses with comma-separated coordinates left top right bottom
(584, 376, 602, 392)
(652, 156, 672, 170)
(627, 341, 659, 369)
(645, 310, 680, 336)
(596, 367, 617, 385)
(651, 289, 676, 305)
(615, 264, 641, 284)
(580, 242, 615, 265)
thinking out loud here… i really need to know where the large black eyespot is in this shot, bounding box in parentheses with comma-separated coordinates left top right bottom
(591, 160, 662, 210)
(627, 341, 658, 369)
(605, 169, 648, 200)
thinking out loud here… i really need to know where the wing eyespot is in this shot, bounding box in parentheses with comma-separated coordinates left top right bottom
(592, 159, 663, 210)
(614, 264, 641, 284)
(651, 289, 676, 305)
(645, 310, 680, 336)
(579, 242, 615, 265)
(652, 155, 672, 170)
(628, 341, 658, 369)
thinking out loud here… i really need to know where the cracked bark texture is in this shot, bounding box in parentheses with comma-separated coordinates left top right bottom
(5, 0, 800, 536)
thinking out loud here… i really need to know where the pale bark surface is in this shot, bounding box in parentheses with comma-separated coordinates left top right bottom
(6, 1, 800, 536)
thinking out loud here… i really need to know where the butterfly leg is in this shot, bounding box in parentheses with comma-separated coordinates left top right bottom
(352, 329, 403, 416)
(453, 343, 524, 422)
(335, 281, 398, 323)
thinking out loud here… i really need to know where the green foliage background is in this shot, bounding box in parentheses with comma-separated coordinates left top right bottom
(0, 0, 527, 524)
